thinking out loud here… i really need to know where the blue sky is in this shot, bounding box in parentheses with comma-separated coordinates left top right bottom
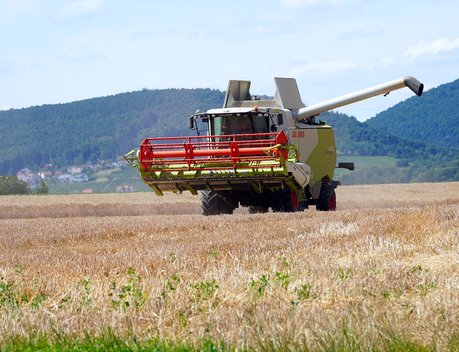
(1, 0, 458, 120)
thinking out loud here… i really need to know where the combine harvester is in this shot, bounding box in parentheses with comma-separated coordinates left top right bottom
(125, 76, 423, 215)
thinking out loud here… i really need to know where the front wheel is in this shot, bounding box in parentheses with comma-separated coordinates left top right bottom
(316, 181, 336, 211)
(270, 190, 301, 212)
(201, 191, 237, 216)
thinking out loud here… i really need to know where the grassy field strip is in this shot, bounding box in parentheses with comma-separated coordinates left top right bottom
(0, 193, 201, 219)
(0, 202, 202, 219)
(1, 182, 458, 219)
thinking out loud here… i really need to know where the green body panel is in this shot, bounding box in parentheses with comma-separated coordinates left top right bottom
(286, 126, 336, 186)
(305, 128, 336, 185)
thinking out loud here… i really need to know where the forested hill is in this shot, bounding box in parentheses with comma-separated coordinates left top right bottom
(0, 89, 224, 174)
(366, 78, 459, 147)
(323, 112, 456, 162)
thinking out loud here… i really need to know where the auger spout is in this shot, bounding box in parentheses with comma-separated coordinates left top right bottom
(296, 76, 424, 120)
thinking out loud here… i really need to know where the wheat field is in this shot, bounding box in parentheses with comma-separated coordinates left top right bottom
(0, 182, 458, 350)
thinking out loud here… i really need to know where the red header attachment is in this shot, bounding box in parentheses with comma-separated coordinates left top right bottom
(139, 131, 291, 172)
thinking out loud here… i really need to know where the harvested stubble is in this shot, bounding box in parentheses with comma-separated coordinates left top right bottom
(0, 192, 202, 219)
(0, 182, 458, 350)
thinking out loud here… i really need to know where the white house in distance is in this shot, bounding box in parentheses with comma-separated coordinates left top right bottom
(68, 166, 83, 175)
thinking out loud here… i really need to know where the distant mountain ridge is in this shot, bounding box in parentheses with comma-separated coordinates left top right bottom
(0, 79, 457, 183)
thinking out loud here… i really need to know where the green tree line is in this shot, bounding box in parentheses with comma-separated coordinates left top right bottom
(0, 176, 29, 195)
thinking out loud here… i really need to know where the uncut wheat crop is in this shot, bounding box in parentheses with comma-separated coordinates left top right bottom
(0, 182, 458, 350)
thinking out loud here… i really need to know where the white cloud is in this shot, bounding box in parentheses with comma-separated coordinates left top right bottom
(289, 61, 357, 76)
(55, 0, 104, 21)
(403, 37, 459, 59)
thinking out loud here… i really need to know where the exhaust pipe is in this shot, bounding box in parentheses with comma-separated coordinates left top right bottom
(297, 76, 424, 119)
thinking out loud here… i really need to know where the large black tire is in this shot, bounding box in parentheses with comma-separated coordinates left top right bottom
(248, 206, 269, 214)
(270, 190, 299, 212)
(316, 181, 336, 211)
(201, 191, 237, 216)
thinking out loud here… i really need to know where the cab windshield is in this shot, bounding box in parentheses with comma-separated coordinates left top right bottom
(212, 113, 269, 136)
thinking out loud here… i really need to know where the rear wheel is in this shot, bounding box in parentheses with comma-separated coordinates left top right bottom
(201, 191, 237, 216)
(316, 181, 336, 211)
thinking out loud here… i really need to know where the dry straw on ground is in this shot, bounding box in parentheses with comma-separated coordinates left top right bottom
(0, 182, 458, 349)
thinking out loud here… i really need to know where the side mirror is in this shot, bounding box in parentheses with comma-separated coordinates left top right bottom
(188, 116, 195, 129)
(338, 162, 355, 171)
(276, 113, 283, 126)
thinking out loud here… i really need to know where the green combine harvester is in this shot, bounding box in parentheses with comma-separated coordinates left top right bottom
(125, 76, 423, 215)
